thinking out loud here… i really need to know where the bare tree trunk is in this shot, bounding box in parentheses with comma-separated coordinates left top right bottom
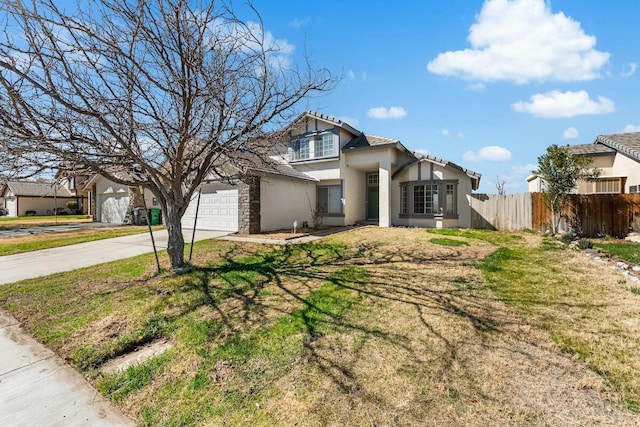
(165, 204, 185, 270)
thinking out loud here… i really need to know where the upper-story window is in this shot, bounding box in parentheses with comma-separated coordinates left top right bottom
(290, 132, 338, 162)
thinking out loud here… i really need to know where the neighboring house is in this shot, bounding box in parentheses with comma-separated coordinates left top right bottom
(182, 111, 482, 233)
(527, 132, 640, 194)
(80, 174, 157, 224)
(0, 180, 85, 217)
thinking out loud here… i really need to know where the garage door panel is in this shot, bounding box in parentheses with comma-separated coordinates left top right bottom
(181, 186, 238, 232)
(99, 194, 129, 224)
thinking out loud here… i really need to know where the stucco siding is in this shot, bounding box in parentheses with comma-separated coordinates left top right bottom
(391, 161, 475, 228)
(16, 197, 77, 216)
(260, 177, 315, 231)
(613, 154, 640, 191)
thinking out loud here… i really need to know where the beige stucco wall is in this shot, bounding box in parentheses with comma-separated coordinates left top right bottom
(260, 176, 316, 231)
(574, 152, 640, 193)
(17, 196, 76, 216)
(613, 153, 640, 191)
(391, 160, 475, 228)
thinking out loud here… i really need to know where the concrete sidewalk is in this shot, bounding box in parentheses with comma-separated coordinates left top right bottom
(0, 229, 228, 425)
(0, 229, 229, 285)
(0, 310, 135, 426)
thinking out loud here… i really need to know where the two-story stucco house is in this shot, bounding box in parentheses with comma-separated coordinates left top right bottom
(182, 111, 482, 233)
(527, 132, 640, 194)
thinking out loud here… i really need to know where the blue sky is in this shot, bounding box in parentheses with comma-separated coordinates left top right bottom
(247, 0, 640, 193)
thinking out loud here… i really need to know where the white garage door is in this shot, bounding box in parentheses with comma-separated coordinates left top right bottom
(5, 197, 17, 217)
(182, 185, 238, 232)
(98, 193, 130, 224)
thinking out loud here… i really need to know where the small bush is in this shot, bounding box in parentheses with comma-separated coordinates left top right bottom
(577, 238, 593, 250)
(25, 210, 36, 216)
(560, 232, 575, 245)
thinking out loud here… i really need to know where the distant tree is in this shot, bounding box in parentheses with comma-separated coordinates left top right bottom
(0, 0, 333, 270)
(495, 176, 506, 195)
(533, 144, 599, 234)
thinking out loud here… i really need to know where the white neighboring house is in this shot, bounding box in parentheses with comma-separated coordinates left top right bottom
(182, 111, 482, 233)
(527, 132, 640, 194)
(0, 180, 84, 217)
(81, 174, 158, 224)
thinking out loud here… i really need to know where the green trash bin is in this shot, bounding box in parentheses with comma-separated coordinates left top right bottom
(149, 208, 162, 225)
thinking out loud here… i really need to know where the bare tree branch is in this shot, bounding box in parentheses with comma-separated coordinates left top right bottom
(0, 0, 334, 268)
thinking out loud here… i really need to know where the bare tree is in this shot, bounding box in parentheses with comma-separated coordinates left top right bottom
(495, 176, 506, 195)
(0, 0, 333, 269)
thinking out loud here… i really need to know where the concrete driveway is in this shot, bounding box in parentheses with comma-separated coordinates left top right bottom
(0, 229, 229, 285)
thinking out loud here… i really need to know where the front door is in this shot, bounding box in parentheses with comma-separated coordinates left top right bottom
(366, 173, 379, 220)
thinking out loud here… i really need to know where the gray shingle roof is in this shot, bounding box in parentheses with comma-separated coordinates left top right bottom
(567, 143, 616, 156)
(342, 134, 400, 150)
(595, 132, 640, 162)
(4, 181, 74, 197)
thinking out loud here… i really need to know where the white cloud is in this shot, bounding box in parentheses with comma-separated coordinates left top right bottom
(427, 0, 609, 84)
(563, 127, 579, 139)
(511, 90, 615, 118)
(289, 18, 311, 29)
(361, 72, 368, 82)
(441, 129, 450, 136)
(367, 106, 407, 120)
(622, 62, 638, 78)
(623, 124, 640, 133)
(457, 132, 465, 140)
(347, 69, 356, 80)
(463, 145, 512, 162)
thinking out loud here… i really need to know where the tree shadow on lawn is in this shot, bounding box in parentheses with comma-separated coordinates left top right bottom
(174, 239, 605, 421)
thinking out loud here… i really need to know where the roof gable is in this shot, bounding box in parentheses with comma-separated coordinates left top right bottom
(392, 152, 482, 190)
(3, 180, 74, 198)
(287, 111, 362, 137)
(595, 132, 640, 162)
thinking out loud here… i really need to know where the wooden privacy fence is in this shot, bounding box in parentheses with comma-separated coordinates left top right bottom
(470, 192, 640, 237)
(470, 193, 532, 231)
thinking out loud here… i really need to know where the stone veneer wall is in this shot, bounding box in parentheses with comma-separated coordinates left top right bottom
(238, 176, 260, 234)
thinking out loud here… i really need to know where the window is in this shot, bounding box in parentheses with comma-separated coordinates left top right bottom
(445, 183, 456, 215)
(425, 184, 439, 214)
(317, 185, 343, 215)
(291, 132, 337, 162)
(315, 134, 335, 158)
(367, 173, 379, 185)
(68, 176, 75, 190)
(401, 180, 458, 218)
(401, 185, 408, 214)
(413, 185, 425, 214)
(592, 178, 621, 194)
(291, 138, 310, 161)
(630, 185, 639, 194)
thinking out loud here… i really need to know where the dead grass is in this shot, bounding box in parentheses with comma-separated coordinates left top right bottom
(0, 227, 638, 425)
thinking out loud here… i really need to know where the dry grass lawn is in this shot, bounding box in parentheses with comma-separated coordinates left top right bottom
(0, 227, 639, 425)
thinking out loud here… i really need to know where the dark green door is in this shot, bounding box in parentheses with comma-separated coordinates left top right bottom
(367, 186, 379, 220)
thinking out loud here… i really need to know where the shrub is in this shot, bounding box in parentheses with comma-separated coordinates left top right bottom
(577, 238, 593, 250)
(25, 210, 36, 216)
(560, 232, 575, 245)
(65, 201, 79, 213)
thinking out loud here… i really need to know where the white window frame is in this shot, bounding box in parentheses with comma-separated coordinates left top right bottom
(290, 132, 338, 162)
